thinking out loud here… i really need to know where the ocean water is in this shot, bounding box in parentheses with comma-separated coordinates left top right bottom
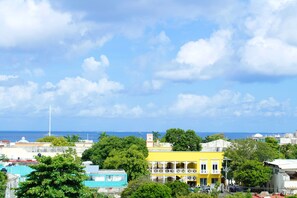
(0, 131, 286, 143)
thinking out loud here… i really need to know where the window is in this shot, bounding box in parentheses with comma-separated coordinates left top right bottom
(211, 178, 218, 184)
(200, 163, 207, 173)
(200, 178, 207, 186)
(212, 163, 218, 173)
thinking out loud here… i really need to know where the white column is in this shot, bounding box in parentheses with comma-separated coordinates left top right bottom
(163, 176, 166, 183)
(185, 161, 188, 173)
(162, 161, 166, 174)
(174, 161, 177, 173)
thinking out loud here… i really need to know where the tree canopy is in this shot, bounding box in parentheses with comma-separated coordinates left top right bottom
(103, 145, 149, 181)
(165, 181, 190, 198)
(224, 139, 276, 186)
(233, 160, 272, 187)
(15, 152, 89, 198)
(82, 135, 149, 181)
(203, 133, 226, 143)
(164, 128, 202, 151)
(0, 171, 7, 198)
(36, 136, 74, 146)
(121, 176, 151, 198)
(130, 182, 172, 198)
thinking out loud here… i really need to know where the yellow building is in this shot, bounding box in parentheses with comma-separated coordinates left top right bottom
(147, 151, 224, 186)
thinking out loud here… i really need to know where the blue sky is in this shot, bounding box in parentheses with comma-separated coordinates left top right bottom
(1, 0, 297, 132)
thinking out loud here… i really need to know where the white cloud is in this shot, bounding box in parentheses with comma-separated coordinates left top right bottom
(157, 30, 232, 81)
(56, 77, 123, 105)
(0, 0, 86, 48)
(0, 81, 38, 110)
(82, 55, 110, 80)
(169, 90, 289, 117)
(241, 37, 297, 76)
(0, 75, 18, 81)
(78, 104, 143, 118)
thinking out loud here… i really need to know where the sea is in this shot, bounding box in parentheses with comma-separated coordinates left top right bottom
(0, 131, 287, 143)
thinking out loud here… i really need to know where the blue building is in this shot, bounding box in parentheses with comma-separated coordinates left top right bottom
(83, 165, 128, 194)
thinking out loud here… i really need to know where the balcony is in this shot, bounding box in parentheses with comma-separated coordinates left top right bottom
(187, 169, 197, 173)
(200, 170, 208, 174)
(211, 170, 220, 174)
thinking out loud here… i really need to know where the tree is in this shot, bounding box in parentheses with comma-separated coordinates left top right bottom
(233, 160, 272, 187)
(224, 139, 277, 186)
(121, 176, 151, 198)
(36, 136, 74, 146)
(82, 135, 148, 168)
(15, 153, 89, 198)
(179, 194, 211, 198)
(130, 182, 172, 198)
(152, 131, 161, 142)
(164, 128, 202, 151)
(165, 180, 190, 198)
(203, 133, 226, 143)
(103, 145, 149, 181)
(64, 135, 81, 143)
(280, 144, 297, 159)
(0, 171, 7, 198)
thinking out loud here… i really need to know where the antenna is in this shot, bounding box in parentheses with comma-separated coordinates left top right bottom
(48, 105, 52, 136)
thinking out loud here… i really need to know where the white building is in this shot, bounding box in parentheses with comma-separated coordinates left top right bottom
(265, 159, 297, 194)
(201, 139, 231, 152)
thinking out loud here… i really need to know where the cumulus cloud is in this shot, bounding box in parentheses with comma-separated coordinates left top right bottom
(0, 0, 88, 48)
(82, 55, 110, 80)
(238, 0, 297, 78)
(157, 30, 232, 81)
(169, 90, 289, 117)
(241, 37, 297, 76)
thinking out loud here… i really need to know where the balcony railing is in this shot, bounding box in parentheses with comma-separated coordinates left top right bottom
(200, 170, 208, 174)
(211, 170, 220, 174)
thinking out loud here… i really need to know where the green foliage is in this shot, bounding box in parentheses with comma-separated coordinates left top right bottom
(224, 139, 276, 187)
(179, 193, 212, 198)
(103, 145, 149, 181)
(165, 180, 190, 198)
(0, 171, 7, 198)
(121, 176, 151, 198)
(280, 144, 297, 159)
(152, 131, 161, 142)
(233, 160, 272, 187)
(82, 135, 148, 168)
(225, 192, 253, 198)
(36, 136, 74, 146)
(164, 128, 202, 151)
(64, 135, 81, 143)
(130, 182, 172, 198)
(15, 153, 88, 198)
(203, 133, 226, 143)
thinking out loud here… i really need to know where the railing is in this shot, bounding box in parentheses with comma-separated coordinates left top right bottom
(211, 170, 220, 174)
(187, 169, 197, 173)
(200, 170, 208, 174)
